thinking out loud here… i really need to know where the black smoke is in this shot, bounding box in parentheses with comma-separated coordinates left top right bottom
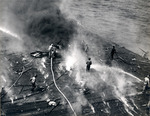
(6, 0, 77, 49)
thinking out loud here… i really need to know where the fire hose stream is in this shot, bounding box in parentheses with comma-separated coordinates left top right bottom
(50, 58, 77, 116)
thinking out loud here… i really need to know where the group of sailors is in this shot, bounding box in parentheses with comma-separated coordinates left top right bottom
(30, 44, 57, 92)
(30, 42, 150, 111)
(30, 43, 117, 91)
(86, 45, 116, 72)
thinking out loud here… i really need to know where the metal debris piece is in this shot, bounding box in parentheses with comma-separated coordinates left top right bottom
(37, 108, 40, 111)
(137, 65, 141, 68)
(48, 101, 57, 106)
(132, 58, 136, 61)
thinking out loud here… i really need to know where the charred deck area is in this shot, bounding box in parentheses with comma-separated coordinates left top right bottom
(1, 39, 150, 116)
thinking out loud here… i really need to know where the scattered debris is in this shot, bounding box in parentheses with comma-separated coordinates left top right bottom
(37, 108, 41, 111)
(137, 65, 141, 68)
(147, 101, 150, 108)
(132, 58, 136, 61)
(30, 51, 48, 58)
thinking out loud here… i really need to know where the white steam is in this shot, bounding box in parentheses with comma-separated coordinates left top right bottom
(65, 42, 86, 71)
(59, 1, 146, 114)
(61, 39, 142, 115)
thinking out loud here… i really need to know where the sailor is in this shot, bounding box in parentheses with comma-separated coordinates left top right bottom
(143, 75, 150, 92)
(85, 44, 89, 53)
(111, 46, 116, 60)
(48, 44, 53, 51)
(86, 58, 92, 71)
(51, 50, 55, 59)
(48, 44, 53, 59)
(1, 86, 5, 95)
(30, 74, 37, 92)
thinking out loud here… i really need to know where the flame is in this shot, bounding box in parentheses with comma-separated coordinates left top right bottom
(89, 103, 95, 113)
(131, 99, 139, 110)
(39, 67, 45, 75)
(41, 58, 46, 68)
(37, 58, 50, 81)
(0, 27, 21, 40)
(10, 97, 14, 104)
(119, 96, 135, 116)
(44, 73, 49, 79)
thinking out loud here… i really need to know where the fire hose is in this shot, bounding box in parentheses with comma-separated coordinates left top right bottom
(50, 58, 77, 116)
(1, 67, 32, 99)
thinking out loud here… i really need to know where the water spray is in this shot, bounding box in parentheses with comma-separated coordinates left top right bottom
(92, 64, 143, 82)
(1, 75, 7, 83)
(50, 58, 77, 116)
(0, 27, 21, 40)
(120, 70, 143, 82)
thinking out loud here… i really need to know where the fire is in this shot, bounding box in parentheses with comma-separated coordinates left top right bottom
(38, 58, 47, 75)
(41, 58, 46, 68)
(39, 67, 45, 75)
(0, 27, 21, 40)
(66, 56, 76, 71)
(10, 97, 14, 104)
(88, 103, 95, 113)
(44, 73, 49, 79)
(36, 58, 50, 82)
